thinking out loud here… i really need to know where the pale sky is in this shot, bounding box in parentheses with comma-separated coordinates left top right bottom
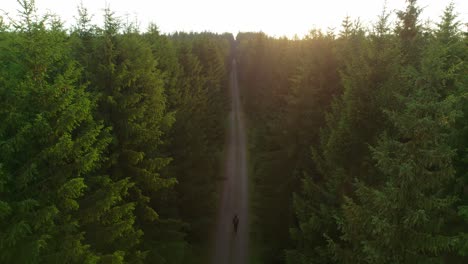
(1, 0, 467, 37)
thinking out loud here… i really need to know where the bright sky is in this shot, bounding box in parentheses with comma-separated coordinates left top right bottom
(1, 0, 467, 37)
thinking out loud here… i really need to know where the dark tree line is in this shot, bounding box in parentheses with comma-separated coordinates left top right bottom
(0, 1, 232, 263)
(237, 1, 467, 263)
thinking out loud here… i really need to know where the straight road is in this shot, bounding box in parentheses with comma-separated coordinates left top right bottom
(212, 59, 249, 264)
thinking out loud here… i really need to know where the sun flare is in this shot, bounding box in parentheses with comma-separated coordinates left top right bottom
(2, 0, 466, 37)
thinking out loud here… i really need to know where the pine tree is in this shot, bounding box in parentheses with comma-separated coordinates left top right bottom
(430, 3, 468, 261)
(334, 2, 462, 263)
(286, 21, 364, 264)
(286, 9, 402, 263)
(0, 1, 109, 262)
(337, 62, 459, 264)
(396, 0, 423, 67)
(170, 36, 221, 242)
(79, 8, 179, 262)
(160, 33, 231, 262)
(280, 30, 341, 264)
(143, 24, 180, 109)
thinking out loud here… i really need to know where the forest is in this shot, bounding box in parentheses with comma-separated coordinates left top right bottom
(0, 0, 467, 263)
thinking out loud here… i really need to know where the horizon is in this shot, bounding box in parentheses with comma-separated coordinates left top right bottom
(1, 0, 467, 38)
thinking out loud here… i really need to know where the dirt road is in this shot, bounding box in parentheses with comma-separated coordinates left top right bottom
(212, 59, 249, 264)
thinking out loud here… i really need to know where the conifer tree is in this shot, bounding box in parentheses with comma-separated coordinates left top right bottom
(171, 34, 227, 239)
(0, 1, 109, 262)
(287, 10, 401, 264)
(337, 58, 459, 264)
(431, 3, 468, 261)
(80, 8, 178, 262)
(396, 0, 423, 67)
(286, 21, 361, 264)
(334, 2, 462, 263)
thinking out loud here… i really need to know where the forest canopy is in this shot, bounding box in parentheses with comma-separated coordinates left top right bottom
(0, 0, 467, 264)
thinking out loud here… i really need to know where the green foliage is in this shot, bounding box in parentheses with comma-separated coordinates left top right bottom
(165, 32, 231, 262)
(236, 32, 302, 263)
(236, 29, 342, 263)
(237, 1, 467, 264)
(0, 1, 232, 263)
(1, 0, 466, 263)
(337, 70, 461, 263)
(0, 1, 109, 262)
(288, 10, 407, 262)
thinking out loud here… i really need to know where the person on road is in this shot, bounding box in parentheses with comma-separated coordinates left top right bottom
(233, 214, 239, 234)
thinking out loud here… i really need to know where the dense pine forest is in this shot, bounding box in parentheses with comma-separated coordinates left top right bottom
(239, 1, 468, 263)
(0, 0, 232, 262)
(0, 0, 467, 263)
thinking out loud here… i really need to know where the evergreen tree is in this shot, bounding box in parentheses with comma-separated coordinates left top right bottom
(0, 1, 109, 262)
(337, 59, 459, 264)
(82, 8, 179, 262)
(286, 20, 367, 264)
(396, 0, 423, 67)
(164, 34, 231, 262)
(334, 2, 463, 263)
(236, 32, 304, 263)
(287, 9, 400, 264)
(1, 1, 465, 263)
(431, 3, 468, 261)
